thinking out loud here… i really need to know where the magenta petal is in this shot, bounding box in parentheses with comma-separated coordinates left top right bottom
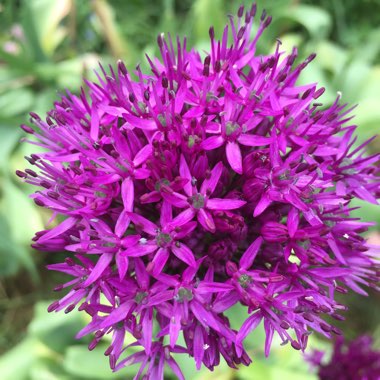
(197, 208, 216, 232)
(207, 197, 246, 210)
(90, 107, 100, 141)
(201, 135, 224, 150)
(100, 301, 134, 329)
(121, 177, 134, 211)
(193, 324, 204, 370)
(253, 193, 272, 217)
(169, 208, 196, 229)
(240, 237, 263, 270)
(141, 309, 153, 354)
(162, 192, 189, 208)
(226, 141, 242, 174)
(160, 201, 173, 226)
(287, 207, 299, 238)
(166, 357, 185, 380)
(190, 300, 235, 341)
(128, 213, 157, 235)
(237, 311, 263, 347)
(264, 319, 274, 357)
(115, 210, 130, 237)
(134, 257, 150, 289)
(38, 217, 77, 243)
(171, 243, 196, 267)
(116, 251, 128, 280)
(200, 161, 223, 195)
(83, 253, 113, 286)
(151, 248, 169, 275)
(133, 144, 152, 167)
(196, 282, 234, 294)
(238, 134, 272, 146)
(179, 154, 193, 196)
(124, 242, 158, 257)
(169, 304, 182, 348)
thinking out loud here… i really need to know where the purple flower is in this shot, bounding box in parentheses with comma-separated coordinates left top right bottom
(17, 3, 380, 379)
(307, 336, 380, 380)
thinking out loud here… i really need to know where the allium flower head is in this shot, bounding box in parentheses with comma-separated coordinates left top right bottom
(308, 336, 380, 380)
(17, 3, 380, 379)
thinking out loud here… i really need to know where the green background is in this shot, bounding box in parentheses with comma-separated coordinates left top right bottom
(0, 0, 379, 379)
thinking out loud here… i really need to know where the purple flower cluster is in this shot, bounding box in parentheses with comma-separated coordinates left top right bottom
(308, 336, 380, 380)
(17, 4, 380, 379)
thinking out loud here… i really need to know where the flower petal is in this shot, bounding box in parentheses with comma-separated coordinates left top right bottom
(179, 154, 193, 196)
(171, 243, 196, 267)
(226, 141, 242, 174)
(133, 144, 152, 167)
(128, 213, 157, 235)
(124, 242, 158, 257)
(238, 134, 272, 146)
(151, 248, 169, 276)
(240, 237, 263, 270)
(207, 198, 246, 210)
(121, 177, 134, 211)
(200, 161, 223, 195)
(83, 253, 113, 286)
(197, 208, 216, 232)
(201, 135, 224, 151)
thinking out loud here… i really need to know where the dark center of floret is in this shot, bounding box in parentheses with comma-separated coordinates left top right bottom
(156, 232, 173, 248)
(225, 121, 241, 140)
(134, 291, 148, 304)
(155, 178, 171, 191)
(238, 274, 252, 289)
(175, 287, 193, 303)
(189, 193, 205, 209)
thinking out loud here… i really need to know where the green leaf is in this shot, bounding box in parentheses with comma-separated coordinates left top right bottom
(21, 0, 71, 59)
(282, 5, 331, 39)
(0, 88, 34, 117)
(0, 214, 22, 277)
(2, 179, 43, 246)
(191, 0, 226, 42)
(0, 337, 37, 380)
(0, 123, 22, 170)
(30, 358, 74, 380)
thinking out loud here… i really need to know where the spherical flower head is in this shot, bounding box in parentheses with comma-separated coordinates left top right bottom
(307, 336, 380, 379)
(17, 3, 380, 379)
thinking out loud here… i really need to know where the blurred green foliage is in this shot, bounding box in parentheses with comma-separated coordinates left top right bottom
(0, 0, 379, 379)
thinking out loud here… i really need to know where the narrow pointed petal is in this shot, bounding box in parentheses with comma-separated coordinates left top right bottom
(128, 213, 157, 235)
(151, 248, 169, 275)
(207, 197, 246, 210)
(83, 253, 113, 286)
(253, 193, 272, 217)
(116, 251, 128, 280)
(197, 208, 216, 232)
(169, 208, 196, 229)
(238, 134, 272, 146)
(115, 210, 130, 237)
(240, 237, 263, 270)
(160, 201, 173, 226)
(226, 141, 242, 174)
(179, 154, 193, 196)
(201, 135, 224, 150)
(133, 144, 152, 167)
(200, 161, 223, 195)
(38, 217, 77, 243)
(124, 242, 158, 257)
(169, 304, 182, 348)
(171, 243, 196, 267)
(121, 177, 134, 211)
(100, 301, 134, 329)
